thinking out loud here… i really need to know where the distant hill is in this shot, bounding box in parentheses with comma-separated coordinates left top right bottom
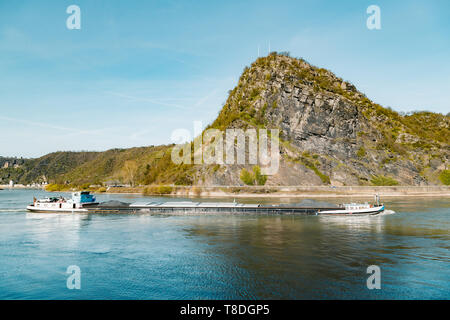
(0, 157, 27, 184)
(0, 152, 99, 185)
(2, 53, 449, 187)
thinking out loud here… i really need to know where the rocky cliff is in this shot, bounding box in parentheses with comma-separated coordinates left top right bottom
(205, 53, 449, 186)
(2, 53, 449, 187)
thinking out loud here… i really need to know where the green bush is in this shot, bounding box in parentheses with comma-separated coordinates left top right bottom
(45, 184, 66, 192)
(158, 185, 173, 194)
(253, 166, 267, 185)
(143, 185, 173, 195)
(439, 170, 450, 185)
(357, 147, 366, 158)
(240, 168, 254, 186)
(370, 175, 399, 186)
(249, 87, 261, 101)
(240, 166, 267, 186)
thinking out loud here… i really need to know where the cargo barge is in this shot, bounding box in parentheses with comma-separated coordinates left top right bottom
(27, 192, 385, 216)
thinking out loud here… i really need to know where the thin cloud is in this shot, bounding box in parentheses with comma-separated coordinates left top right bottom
(194, 89, 218, 108)
(105, 91, 189, 110)
(0, 116, 112, 137)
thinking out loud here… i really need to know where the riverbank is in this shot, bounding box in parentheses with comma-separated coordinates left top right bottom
(8, 184, 449, 198)
(105, 185, 450, 198)
(0, 184, 43, 190)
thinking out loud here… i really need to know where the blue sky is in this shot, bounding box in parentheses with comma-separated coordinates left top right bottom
(0, 0, 449, 158)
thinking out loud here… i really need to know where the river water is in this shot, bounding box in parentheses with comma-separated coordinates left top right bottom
(0, 189, 448, 299)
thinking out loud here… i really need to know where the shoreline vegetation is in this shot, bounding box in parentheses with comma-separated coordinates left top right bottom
(2, 184, 450, 198)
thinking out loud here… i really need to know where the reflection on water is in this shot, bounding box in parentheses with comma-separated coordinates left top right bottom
(0, 189, 449, 299)
(24, 212, 92, 247)
(318, 215, 384, 232)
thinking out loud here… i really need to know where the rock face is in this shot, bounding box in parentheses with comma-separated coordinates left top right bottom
(270, 86, 360, 157)
(206, 53, 449, 186)
(3, 53, 448, 187)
